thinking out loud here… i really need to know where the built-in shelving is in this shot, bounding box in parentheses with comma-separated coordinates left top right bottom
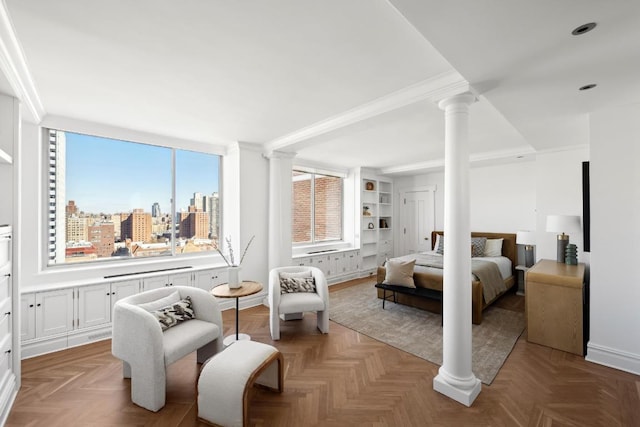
(360, 177, 393, 273)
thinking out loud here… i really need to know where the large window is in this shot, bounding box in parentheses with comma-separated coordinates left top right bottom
(292, 170, 343, 244)
(47, 129, 221, 265)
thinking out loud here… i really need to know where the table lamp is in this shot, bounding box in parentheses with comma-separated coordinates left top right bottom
(516, 230, 536, 267)
(546, 215, 580, 263)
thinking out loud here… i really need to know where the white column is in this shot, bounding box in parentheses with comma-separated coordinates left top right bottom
(433, 92, 481, 406)
(267, 151, 296, 270)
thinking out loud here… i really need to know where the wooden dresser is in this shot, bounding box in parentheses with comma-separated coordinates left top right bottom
(525, 259, 586, 356)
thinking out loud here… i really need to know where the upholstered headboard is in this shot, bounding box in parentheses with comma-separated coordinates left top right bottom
(430, 231, 517, 276)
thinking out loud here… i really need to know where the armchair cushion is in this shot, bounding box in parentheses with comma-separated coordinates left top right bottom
(151, 296, 195, 331)
(279, 292, 325, 313)
(163, 319, 221, 365)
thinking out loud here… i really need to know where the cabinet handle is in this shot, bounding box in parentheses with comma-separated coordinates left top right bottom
(29, 304, 34, 308)
(4, 349, 10, 354)
(106, 293, 110, 296)
(4, 312, 9, 316)
(3, 273, 9, 277)
(37, 303, 41, 307)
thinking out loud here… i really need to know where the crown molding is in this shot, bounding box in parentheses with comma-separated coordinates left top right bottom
(379, 146, 538, 175)
(264, 70, 469, 153)
(0, 2, 45, 122)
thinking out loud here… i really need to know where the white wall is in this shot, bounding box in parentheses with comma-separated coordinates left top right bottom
(392, 160, 537, 243)
(587, 103, 640, 374)
(534, 148, 589, 264)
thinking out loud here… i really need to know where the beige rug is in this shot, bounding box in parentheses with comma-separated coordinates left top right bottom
(329, 282, 525, 385)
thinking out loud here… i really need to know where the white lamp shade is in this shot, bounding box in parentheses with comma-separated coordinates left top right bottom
(516, 230, 536, 246)
(546, 215, 581, 233)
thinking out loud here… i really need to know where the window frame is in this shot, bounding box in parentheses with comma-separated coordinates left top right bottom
(292, 167, 344, 246)
(43, 127, 224, 269)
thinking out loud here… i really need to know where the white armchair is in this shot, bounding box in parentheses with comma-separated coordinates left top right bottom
(268, 266, 329, 340)
(112, 286, 223, 412)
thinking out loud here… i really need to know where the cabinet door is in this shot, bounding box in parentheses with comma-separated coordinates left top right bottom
(77, 284, 111, 329)
(312, 255, 330, 277)
(110, 280, 140, 309)
(20, 293, 35, 341)
(294, 257, 311, 267)
(348, 250, 360, 271)
(169, 272, 192, 287)
(36, 289, 74, 338)
(142, 276, 168, 291)
(193, 269, 226, 291)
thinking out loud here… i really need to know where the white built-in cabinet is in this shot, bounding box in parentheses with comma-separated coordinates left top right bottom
(20, 267, 230, 358)
(293, 249, 360, 284)
(361, 177, 393, 273)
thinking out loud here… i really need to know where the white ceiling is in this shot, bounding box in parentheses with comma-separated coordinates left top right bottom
(2, 0, 639, 174)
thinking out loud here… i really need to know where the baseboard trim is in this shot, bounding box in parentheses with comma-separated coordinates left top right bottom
(586, 341, 640, 376)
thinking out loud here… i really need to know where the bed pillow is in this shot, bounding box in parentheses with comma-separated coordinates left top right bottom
(436, 236, 445, 254)
(383, 259, 416, 288)
(484, 238, 504, 257)
(151, 296, 195, 331)
(280, 276, 316, 294)
(471, 237, 487, 257)
(433, 234, 443, 252)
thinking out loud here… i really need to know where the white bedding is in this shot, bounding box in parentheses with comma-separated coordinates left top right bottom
(393, 251, 513, 280)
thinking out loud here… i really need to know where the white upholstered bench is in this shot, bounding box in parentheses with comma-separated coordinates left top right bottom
(197, 340, 284, 426)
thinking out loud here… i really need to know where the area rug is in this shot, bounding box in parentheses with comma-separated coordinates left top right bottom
(329, 282, 525, 385)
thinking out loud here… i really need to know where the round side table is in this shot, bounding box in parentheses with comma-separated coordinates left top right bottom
(210, 280, 263, 346)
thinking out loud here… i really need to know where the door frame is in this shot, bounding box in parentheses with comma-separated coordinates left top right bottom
(397, 185, 436, 256)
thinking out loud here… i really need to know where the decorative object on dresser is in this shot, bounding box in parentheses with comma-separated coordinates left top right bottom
(545, 215, 581, 263)
(516, 230, 536, 268)
(365, 181, 375, 191)
(565, 244, 578, 264)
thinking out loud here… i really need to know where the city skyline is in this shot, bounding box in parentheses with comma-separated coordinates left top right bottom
(65, 132, 220, 214)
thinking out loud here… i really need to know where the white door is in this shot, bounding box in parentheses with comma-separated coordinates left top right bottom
(401, 190, 435, 255)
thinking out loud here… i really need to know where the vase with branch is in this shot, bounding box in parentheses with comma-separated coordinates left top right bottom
(215, 235, 255, 288)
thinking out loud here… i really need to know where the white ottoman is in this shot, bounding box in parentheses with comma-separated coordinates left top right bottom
(197, 340, 283, 427)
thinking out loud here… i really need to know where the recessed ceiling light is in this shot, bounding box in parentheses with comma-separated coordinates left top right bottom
(572, 22, 597, 36)
(579, 84, 597, 91)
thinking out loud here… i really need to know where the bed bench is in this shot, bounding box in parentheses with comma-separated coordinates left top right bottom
(374, 283, 443, 324)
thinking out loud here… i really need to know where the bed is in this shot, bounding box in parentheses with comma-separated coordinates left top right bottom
(376, 231, 517, 324)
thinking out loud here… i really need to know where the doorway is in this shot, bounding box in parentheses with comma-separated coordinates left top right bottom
(400, 187, 435, 255)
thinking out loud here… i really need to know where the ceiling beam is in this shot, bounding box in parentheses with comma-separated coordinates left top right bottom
(264, 70, 469, 155)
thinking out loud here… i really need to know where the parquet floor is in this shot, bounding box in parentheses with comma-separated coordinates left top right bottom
(6, 278, 640, 426)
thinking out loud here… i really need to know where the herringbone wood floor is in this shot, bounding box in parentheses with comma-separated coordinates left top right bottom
(6, 278, 640, 426)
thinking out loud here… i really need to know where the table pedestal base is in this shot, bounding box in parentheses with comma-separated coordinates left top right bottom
(223, 333, 251, 347)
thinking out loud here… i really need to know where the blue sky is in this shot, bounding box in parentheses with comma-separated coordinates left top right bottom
(65, 132, 220, 214)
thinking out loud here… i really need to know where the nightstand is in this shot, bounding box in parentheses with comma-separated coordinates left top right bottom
(515, 265, 529, 296)
(525, 259, 586, 356)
